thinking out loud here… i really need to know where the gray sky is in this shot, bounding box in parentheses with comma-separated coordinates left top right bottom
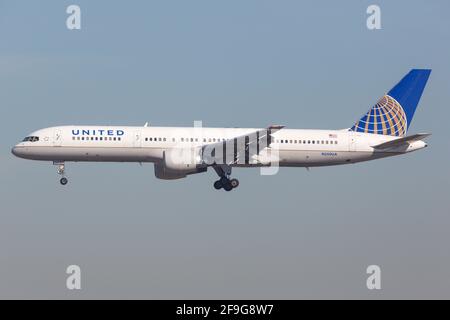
(1, 0, 449, 299)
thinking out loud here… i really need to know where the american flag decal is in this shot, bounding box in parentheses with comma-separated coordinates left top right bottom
(329, 133, 337, 138)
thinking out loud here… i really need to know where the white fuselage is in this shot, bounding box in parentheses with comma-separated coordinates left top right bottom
(12, 125, 426, 168)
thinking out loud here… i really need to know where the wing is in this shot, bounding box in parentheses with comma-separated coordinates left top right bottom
(372, 133, 431, 149)
(201, 125, 284, 165)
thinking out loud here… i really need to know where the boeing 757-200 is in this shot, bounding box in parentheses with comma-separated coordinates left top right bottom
(12, 69, 431, 191)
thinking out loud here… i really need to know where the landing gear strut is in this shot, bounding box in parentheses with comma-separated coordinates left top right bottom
(212, 165, 239, 192)
(54, 161, 68, 186)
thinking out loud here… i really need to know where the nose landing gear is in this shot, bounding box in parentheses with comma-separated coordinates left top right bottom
(54, 161, 68, 186)
(212, 165, 239, 192)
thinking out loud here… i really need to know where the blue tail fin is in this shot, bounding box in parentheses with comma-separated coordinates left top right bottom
(350, 69, 431, 136)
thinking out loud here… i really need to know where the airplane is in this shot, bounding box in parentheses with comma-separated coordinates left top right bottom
(12, 69, 431, 191)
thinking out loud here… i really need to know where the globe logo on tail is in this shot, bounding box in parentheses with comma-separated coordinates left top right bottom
(350, 95, 407, 136)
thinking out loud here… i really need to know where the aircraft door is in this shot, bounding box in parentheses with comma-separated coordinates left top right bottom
(133, 130, 142, 148)
(53, 129, 63, 146)
(348, 131, 356, 152)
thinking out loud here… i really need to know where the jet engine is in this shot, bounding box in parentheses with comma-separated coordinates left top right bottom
(154, 148, 206, 180)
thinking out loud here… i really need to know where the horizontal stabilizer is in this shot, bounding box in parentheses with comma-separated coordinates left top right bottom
(372, 133, 431, 149)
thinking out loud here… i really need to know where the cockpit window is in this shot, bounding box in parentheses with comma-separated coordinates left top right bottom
(22, 136, 39, 142)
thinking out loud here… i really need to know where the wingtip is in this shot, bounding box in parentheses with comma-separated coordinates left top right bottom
(268, 125, 285, 130)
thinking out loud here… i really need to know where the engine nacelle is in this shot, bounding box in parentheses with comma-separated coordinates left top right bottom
(154, 163, 187, 180)
(154, 148, 206, 180)
(163, 148, 202, 172)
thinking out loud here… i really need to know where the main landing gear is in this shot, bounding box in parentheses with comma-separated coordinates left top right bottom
(212, 165, 239, 192)
(54, 161, 68, 186)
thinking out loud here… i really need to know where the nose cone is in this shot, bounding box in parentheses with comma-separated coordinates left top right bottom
(11, 145, 25, 158)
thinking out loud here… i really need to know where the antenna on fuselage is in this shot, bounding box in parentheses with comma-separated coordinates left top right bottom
(144, 122, 149, 127)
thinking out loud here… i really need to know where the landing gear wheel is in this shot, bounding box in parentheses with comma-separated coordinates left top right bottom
(54, 162, 68, 186)
(223, 182, 233, 192)
(212, 166, 238, 192)
(230, 179, 239, 189)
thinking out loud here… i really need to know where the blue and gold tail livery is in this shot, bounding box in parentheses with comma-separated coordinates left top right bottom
(350, 69, 431, 136)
